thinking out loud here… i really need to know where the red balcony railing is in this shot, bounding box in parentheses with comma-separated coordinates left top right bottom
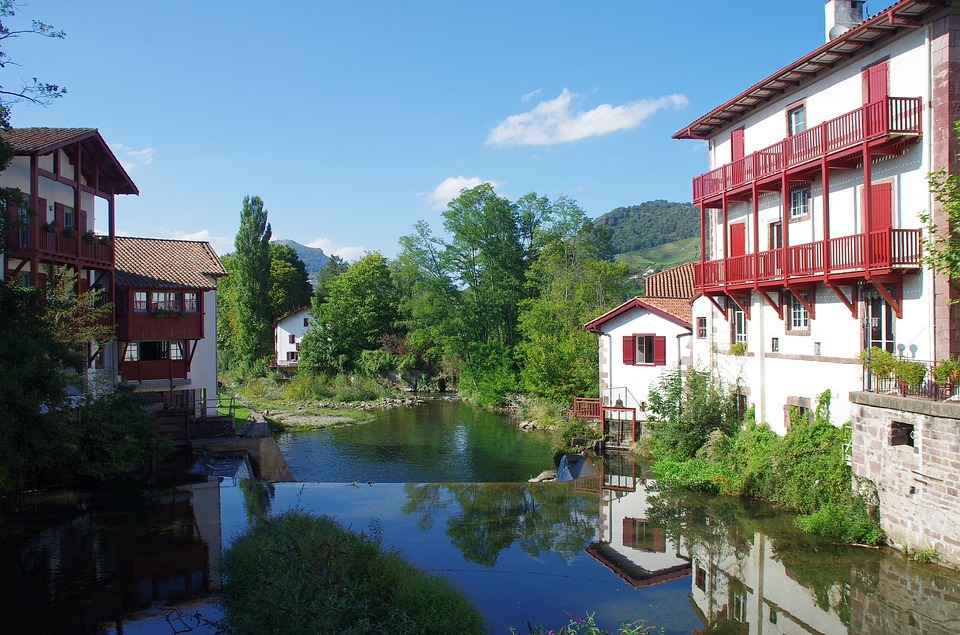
(694, 228, 921, 291)
(572, 396, 602, 419)
(6, 227, 114, 267)
(692, 96, 922, 203)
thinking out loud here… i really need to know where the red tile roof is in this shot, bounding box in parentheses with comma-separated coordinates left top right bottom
(641, 297, 692, 325)
(584, 296, 691, 331)
(0, 127, 96, 152)
(644, 262, 695, 299)
(115, 237, 228, 290)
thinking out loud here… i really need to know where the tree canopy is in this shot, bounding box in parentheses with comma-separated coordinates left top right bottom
(233, 195, 273, 367)
(594, 200, 699, 254)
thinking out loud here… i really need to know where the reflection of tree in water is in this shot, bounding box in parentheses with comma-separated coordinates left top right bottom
(645, 482, 881, 629)
(239, 478, 275, 523)
(402, 482, 597, 566)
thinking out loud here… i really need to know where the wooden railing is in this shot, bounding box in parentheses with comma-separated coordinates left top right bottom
(692, 96, 922, 202)
(6, 227, 113, 266)
(694, 228, 921, 291)
(572, 396, 602, 419)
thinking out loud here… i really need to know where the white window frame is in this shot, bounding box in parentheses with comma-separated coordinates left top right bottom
(789, 187, 810, 220)
(788, 292, 810, 333)
(635, 335, 655, 365)
(732, 309, 747, 345)
(788, 104, 805, 136)
(124, 342, 139, 362)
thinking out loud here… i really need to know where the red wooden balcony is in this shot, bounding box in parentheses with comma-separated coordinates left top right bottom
(694, 227, 921, 292)
(572, 397, 602, 419)
(120, 359, 189, 382)
(117, 311, 204, 341)
(692, 97, 922, 204)
(5, 226, 114, 267)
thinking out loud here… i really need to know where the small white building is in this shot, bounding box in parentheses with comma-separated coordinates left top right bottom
(274, 307, 310, 367)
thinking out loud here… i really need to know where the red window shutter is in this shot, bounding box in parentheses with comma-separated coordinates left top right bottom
(622, 335, 635, 365)
(862, 62, 888, 104)
(54, 202, 64, 228)
(622, 518, 635, 547)
(870, 182, 892, 232)
(653, 336, 667, 366)
(79, 209, 87, 234)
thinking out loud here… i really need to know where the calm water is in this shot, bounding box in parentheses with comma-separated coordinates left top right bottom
(3, 402, 960, 634)
(275, 398, 556, 482)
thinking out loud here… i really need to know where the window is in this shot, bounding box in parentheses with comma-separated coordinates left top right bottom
(695, 567, 706, 592)
(865, 292, 894, 353)
(16, 270, 30, 287)
(731, 309, 747, 346)
(286, 351, 299, 361)
(769, 221, 782, 249)
(696, 317, 707, 339)
(170, 341, 185, 360)
(303, 317, 309, 327)
(771, 337, 779, 352)
(124, 342, 139, 362)
(63, 205, 75, 229)
(151, 292, 182, 312)
(134, 291, 148, 312)
(140, 341, 170, 361)
(788, 104, 805, 135)
(769, 608, 778, 625)
(622, 518, 666, 552)
(732, 590, 746, 623)
(622, 334, 666, 366)
(183, 292, 199, 312)
(288, 334, 296, 344)
(787, 292, 810, 334)
(790, 187, 810, 219)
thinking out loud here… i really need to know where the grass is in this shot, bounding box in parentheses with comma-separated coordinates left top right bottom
(217, 395, 251, 430)
(614, 236, 699, 274)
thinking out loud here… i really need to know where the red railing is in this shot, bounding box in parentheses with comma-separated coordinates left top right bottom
(6, 228, 113, 267)
(572, 397, 602, 419)
(692, 96, 922, 202)
(694, 228, 921, 291)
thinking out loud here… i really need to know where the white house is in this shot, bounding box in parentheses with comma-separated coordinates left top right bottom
(583, 263, 695, 416)
(274, 307, 310, 367)
(674, 0, 958, 432)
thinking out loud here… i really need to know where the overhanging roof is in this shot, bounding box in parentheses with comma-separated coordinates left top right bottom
(673, 0, 948, 140)
(584, 296, 692, 332)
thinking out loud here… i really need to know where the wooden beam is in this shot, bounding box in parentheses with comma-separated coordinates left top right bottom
(728, 292, 751, 320)
(785, 285, 816, 320)
(826, 283, 858, 318)
(757, 289, 783, 319)
(872, 282, 902, 319)
(706, 294, 728, 319)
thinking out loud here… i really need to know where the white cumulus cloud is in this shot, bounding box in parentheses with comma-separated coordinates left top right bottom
(306, 237, 367, 262)
(112, 143, 156, 172)
(425, 176, 500, 211)
(486, 89, 688, 147)
(165, 228, 234, 257)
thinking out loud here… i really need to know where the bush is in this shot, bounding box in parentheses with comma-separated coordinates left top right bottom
(220, 511, 485, 634)
(553, 417, 603, 453)
(647, 367, 740, 458)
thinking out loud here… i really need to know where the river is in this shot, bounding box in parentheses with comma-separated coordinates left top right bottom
(2, 400, 959, 634)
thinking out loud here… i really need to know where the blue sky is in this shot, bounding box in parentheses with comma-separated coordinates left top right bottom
(10, 1, 901, 259)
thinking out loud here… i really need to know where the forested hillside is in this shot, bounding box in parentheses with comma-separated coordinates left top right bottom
(595, 200, 698, 255)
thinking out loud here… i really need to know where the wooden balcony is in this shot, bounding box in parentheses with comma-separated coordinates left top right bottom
(117, 311, 204, 341)
(692, 96, 922, 204)
(695, 227, 921, 293)
(120, 359, 189, 382)
(5, 227, 114, 267)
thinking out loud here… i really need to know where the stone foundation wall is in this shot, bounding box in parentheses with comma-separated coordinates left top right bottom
(850, 392, 960, 568)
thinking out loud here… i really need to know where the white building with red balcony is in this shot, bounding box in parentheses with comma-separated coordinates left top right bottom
(674, 0, 958, 432)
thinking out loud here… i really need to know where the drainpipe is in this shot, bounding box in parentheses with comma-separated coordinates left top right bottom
(676, 331, 691, 372)
(601, 331, 613, 405)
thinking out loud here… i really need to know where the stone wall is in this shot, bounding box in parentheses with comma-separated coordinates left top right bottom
(850, 391, 960, 568)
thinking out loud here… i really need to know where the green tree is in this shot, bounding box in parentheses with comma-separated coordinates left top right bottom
(216, 252, 240, 369)
(268, 242, 311, 320)
(0, 1, 66, 128)
(517, 195, 629, 401)
(313, 253, 348, 305)
(301, 252, 397, 373)
(233, 195, 273, 368)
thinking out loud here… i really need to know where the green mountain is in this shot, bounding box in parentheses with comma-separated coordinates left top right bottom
(595, 200, 699, 255)
(273, 239, 330, 281)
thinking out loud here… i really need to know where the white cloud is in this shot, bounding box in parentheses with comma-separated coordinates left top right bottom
(521, 88, 542, 102)
(165, 228, 234, 257)
(306, 237, 367, 262)
(111, 143, 156, 172)
(425, 176, 500, 211)
(486, 89, 688, 147)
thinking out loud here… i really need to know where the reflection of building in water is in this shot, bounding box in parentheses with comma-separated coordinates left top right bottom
(578, 453, 691, 588)
(687, 532, 848, 635)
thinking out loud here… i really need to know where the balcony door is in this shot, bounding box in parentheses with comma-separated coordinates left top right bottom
(729, 222, 746, 257)
(862, 61, 888, 105)
(864, 290, 894, 353)
(866, 182, 892, 233)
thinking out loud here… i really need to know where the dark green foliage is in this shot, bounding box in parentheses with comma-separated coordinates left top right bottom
(272, 239, 330, 281)
(233, 195, 273, 367)
(312, 253, 348, 305)
(69, 384, 172, 481)
(219, 510, 485, 634)
(594, 200, 699, 254)
(268, 242, 312, 320)
(553, 417, 603, 453)
(648, 387, 883, 545)
(647, 367, 740, 458)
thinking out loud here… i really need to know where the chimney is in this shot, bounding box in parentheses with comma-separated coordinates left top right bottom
(825, 0, 866, 41)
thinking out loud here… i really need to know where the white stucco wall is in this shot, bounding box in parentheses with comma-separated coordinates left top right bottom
(186, 288, 219, 413)
(595, 306, 691, 412)
(275, 308, 310, 364)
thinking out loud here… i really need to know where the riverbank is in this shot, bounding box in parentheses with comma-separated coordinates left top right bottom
(244, 395, 435, 431)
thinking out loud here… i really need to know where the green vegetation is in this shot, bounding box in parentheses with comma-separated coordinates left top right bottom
(594, 200, 699, 254)
(232, 195, 274, 369)
(613, 236, 700, 273)
(553, 417, 604, 453)
(922, 121, 960, 287)
(645, 370, 883, 545)
(519, 613, 659, 635)
(219, 510, 485, 634)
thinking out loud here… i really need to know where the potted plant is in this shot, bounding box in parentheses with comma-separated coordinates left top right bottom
(729, 342, 747, 356)
(83, 229, 96, 242)
(42, 221, 57, 233)
(932, 357, 960, 384)
(62, 226, 76, 238)
(894, 358, 926, 394)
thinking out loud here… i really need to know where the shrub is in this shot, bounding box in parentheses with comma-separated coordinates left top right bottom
(648, 367, 740, 458)
(554, 417, 603, 453)
(220, 511, 485, 634)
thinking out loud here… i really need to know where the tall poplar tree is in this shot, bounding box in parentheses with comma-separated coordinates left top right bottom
(234, 195, 272, 367)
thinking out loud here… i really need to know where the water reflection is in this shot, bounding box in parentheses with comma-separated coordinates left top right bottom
(0, 478, 223, 635)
